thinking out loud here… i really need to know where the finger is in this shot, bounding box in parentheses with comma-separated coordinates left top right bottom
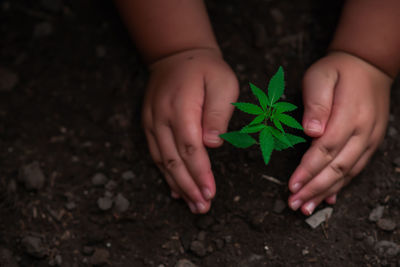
(301, 178, 347, 215)
(154, 123, 210, 213)
(202, 71, 239, 147)
(302, 65, 337, 137)
(289, 109, 355, 194)
(171, 100, 216, 201)
(325, 194, 337, 205)
(289, 134, 367, 211)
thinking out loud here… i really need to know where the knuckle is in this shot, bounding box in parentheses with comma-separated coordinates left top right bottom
(317, 143, 336, 162)
(164, 158, 182, 171)
(329, 162, 346, 177)
(179, 143, 199, 159)
(306, 102, 330, 116)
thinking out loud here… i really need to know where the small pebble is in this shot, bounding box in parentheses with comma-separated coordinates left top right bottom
(114, 193, 130, 213)
(18, 162, 46, 190)
(65, 202, 76, 211)
(377, 218, 396, 231)
(21, 236, 47, 258)
(122, 170, 135, 181)
(273, 199, 286, 214)
(90, 248, 110, 266)
(97, 197, 113, 211)
(375, 240, 400, 257)
(190, 240, 206, 257)
(197, 231, 206, 242)
(96, 45, 106, 58)
(175, 259, 197, 267)
(364, 236, 375, 247)
(105, 180, 117, 191)
(0, 67, 18, 91)
(369, 205, 385, 222)
(92, 173, 108, 186)
(388, 126, 398, 137)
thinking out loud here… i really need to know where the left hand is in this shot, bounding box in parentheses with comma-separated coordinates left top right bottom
(288, 52, 392, 216)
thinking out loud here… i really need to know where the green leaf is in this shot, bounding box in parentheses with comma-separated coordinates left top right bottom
(272, 117, 284, 132)
(267, 126, 292, 147)
(250, 82, 269, 110)
(249, 114, 265, 125)
(219, 131, 257, 148)
(259, 128, 274, 165)
(232, 102, 263, 115)
(273, 133, 306, 151)
(240, 124, 266, 134)
(276, 113, 303, 130)
(267, 66, 285, 105)
(286, 133, 306, 146)
(273, 101, 297, 113)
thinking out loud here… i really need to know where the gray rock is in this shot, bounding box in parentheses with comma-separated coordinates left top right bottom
(0, 247, 18, 267)
(175, 259, 197, 267)
(114, 193, 130, 213)
(92, 173, 108, 186)
(21, 236, 47, 258)
(190, 240, 206, 257)
(122, 170, 135, 181)
(90, 248, 110, 266)
(97, 197, 113, 211)
(105, 180, 117, 191)
(273, 199, 286, 213)
(40, 0, 62, 12)
(18, 162, 46, 190)
(34, 22, 53, 37)
(0, 68, 18, 91)
(377, 218, 396, 231)
(305, 207, 333, 229)
(364, 236, 375, 247)
(375, 241, 400, 257)
(388, 126, 398, 137)
(65, 201, 76, 211)
(369, 205, 385, 222)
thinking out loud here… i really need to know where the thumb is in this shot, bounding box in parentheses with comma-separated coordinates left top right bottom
(302, 63, 337, 138)
(202, 73, 239, 148)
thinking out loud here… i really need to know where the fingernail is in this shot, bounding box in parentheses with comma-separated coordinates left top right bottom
(306, 119, 322, 133)
(188, 202, 197, 213)
(196, 202, 206, 213)
(291, 183, 302, 193)
(204, 130, 221, 144)
(202, 188, 212, 200)
(290, 199, 302, 210)
(304, 202, 315, 215)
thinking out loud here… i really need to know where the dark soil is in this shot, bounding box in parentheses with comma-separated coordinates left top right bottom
(1, 0, 400, 266)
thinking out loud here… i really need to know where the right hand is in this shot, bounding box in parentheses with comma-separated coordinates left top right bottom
(142, 48, 239, 213)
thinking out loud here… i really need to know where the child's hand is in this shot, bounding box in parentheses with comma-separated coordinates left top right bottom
(288, 52, 392, 216)
(142, 48, 239, 214)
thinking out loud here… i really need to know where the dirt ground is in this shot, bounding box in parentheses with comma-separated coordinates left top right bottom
(1, 0, 400, 266)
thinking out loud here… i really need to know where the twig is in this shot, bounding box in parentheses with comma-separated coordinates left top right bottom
(261, 174, 285, 185)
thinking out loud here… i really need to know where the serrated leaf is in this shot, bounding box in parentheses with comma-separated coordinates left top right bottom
(267, 126, 292, 147)
(273, 133, 306, 151)
(219, 131, 257, 148)
(272, 117, 284, 132)
(286, 133, 306, 146)
(276, 113, 303, 130)
(232, 102, 263, 115)
(259, 128, 274, 165)
(250, 82, 269, 110)
(273, 101, 297, 113)
(240, 124, 266, 134)
(249, 114, 265, 125)
(267, 66, 285, 105)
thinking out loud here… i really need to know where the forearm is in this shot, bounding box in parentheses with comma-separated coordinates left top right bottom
(329, 0, 400, 78)
(114, 0, 220, 64)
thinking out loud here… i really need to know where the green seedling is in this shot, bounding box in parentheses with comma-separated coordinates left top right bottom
(220, 66, 306, 165)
